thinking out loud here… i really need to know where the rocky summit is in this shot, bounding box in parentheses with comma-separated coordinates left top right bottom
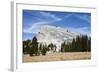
(36, 25, 80, 52)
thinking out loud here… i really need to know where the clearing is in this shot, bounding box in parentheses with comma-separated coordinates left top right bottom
(23, 52, 91, 63)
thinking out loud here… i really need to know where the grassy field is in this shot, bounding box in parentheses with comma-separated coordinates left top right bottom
(23, 52, 91, 63)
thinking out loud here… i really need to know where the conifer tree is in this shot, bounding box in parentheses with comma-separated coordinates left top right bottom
(29, 36, 38, 56)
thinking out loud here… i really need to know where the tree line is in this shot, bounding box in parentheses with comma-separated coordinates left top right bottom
(23, 36, 57, 56)
(61, 35, 91, 52)
(23, 35, 91, 56)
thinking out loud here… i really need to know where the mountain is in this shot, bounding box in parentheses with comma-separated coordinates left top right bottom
(36, 25, 80, 52)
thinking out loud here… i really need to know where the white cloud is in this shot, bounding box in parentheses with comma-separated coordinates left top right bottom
(63, 13, 90, 23)
(39, 11, 62, 21)
(23, 21, 49, 34)
(76, 27, 90, 36)
(65, 26, 91, 36)
(74, 14, 90, 23)
(63, 13, 91, 36)
(64, 13, 73, 19)
(23, 12, 63, 34)
(23, 12, 90, 36)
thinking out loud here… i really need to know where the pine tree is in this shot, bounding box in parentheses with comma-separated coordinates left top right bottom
(29, 36, 38, 56)
(62, 35, 91, 52)
(48, 43, 54, 51)
(41, 44, 47, 55)
(87, 37, 91, 52)
(61, 42, 66, 52)
(23, 40, 31, 54)
(71, 38, 76, 52)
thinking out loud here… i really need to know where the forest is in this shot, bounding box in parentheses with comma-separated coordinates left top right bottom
(23, 35, 91, 56)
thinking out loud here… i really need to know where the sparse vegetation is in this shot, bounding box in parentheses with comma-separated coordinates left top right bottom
(23, 52, 91, 62)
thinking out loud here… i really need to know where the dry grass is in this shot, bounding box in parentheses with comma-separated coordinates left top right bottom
(23, 52, 91, 63)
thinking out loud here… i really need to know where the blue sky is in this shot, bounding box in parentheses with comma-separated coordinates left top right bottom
(23, 10, 91, 40)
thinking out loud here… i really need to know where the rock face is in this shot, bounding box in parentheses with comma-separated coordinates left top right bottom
(36, 25, 80, 52)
